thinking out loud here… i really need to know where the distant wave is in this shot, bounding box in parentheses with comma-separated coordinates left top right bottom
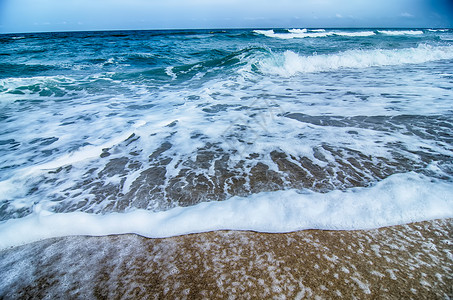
(254, 29, 432, 39)
(254, 29, 332, 39)
(378, 30, 424, 36)
(254, 29, 376, 39)
(333, 31, 375, 37)
(257, 44, 453, 76)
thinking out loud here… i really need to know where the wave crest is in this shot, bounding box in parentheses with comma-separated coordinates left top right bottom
(254, 29, 376, 39)
(257, 44, 453, 76)
(254, 29, 332, 39)
(378, 30, 424, 35)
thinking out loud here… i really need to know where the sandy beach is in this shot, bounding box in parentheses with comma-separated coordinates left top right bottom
(1, 218, 451, 299)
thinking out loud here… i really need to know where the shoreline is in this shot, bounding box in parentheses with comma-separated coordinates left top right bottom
(1, 218, 451, 298)
(2, 171, 452, 251)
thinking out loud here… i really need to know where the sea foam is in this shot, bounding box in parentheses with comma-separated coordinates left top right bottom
(254, 29, 333, 39)
(1, 29, 453, 251)
(258, 44, 453, 76)
(333, 31, 375, 37)
(254, 29, 375, 39)
(0, 172, 452, 250)
(378, 30, 424, 35)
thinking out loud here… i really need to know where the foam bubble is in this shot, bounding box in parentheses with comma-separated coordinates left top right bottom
(0, 172, 451, 249)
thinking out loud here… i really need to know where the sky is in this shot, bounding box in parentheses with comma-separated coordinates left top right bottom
(0, 0, 452, 33)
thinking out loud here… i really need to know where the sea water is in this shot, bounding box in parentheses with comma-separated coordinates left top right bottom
(0, 28, 452, 248)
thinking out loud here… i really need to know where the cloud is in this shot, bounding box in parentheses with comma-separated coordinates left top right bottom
(400, 12, 414, 17)
(336, 14, 343, 18)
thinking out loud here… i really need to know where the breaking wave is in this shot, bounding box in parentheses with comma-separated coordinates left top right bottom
(378, 30, 424, 35)
(254, 29, 434, 39)
(257, 44, 453, 76)
(254, 29, 376, 39)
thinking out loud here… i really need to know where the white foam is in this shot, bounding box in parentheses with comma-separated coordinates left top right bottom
(254, 29, 332, 39)
(165, 66, 177, 80)
(333, 31, 375, 37)
(288, 28, 308, 34)
(258, 44, 453, 76)
(0, 76, 76, 95)
(378, 30, 424, 36)
(253, 29, 275, 36)
(0, 172, 451, 250)
(254, 29, 375, 39)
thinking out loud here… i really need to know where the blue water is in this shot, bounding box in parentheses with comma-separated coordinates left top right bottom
(0, 28, 452, 244)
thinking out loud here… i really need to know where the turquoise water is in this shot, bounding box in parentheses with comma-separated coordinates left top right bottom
(0, 28, 452, 245)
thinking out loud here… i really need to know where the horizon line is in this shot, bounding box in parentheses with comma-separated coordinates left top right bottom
(1, 26, 451, 35)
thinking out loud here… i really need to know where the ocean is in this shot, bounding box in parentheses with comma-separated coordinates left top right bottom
(0, 28, 452, 248)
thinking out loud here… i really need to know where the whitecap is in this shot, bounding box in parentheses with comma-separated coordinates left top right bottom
(254, 29, 332, 39)
(165, 66, 177, 80)
(255, 29, 375, 39)
(258, 44, 453, 76)
(333, 31, 376, 37)
(378, 30, 424, 36)
(288, 28, 308, 34)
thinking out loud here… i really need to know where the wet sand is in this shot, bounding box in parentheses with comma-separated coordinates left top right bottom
(0, 218, 451, 299)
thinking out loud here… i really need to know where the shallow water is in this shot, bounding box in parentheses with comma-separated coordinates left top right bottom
(0, 28, 452, 246)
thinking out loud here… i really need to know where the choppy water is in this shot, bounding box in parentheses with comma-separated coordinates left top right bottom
(1, 28, 453, 247)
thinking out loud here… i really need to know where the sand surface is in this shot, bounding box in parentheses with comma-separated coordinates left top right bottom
(0, 218, 451, 299)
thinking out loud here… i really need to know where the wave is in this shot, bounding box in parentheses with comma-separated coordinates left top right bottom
(0, 172, 451, 249)
(333, 31, 375, 37)
(378, 30, 424, 36)
(254, 29, 331, 39)
(0, 75, 101, 98)
(0, 63, 59, 79)
(121, 46, 267, 81)
(257, 44, 453, 76)
(254, 29, 375, 39)
(288, 28, 307, 34)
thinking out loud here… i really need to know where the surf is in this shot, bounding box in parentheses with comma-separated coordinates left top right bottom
(1, 28, 452, 249)
(256, 44, 453, 76)
(0, 172, 452, 250)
